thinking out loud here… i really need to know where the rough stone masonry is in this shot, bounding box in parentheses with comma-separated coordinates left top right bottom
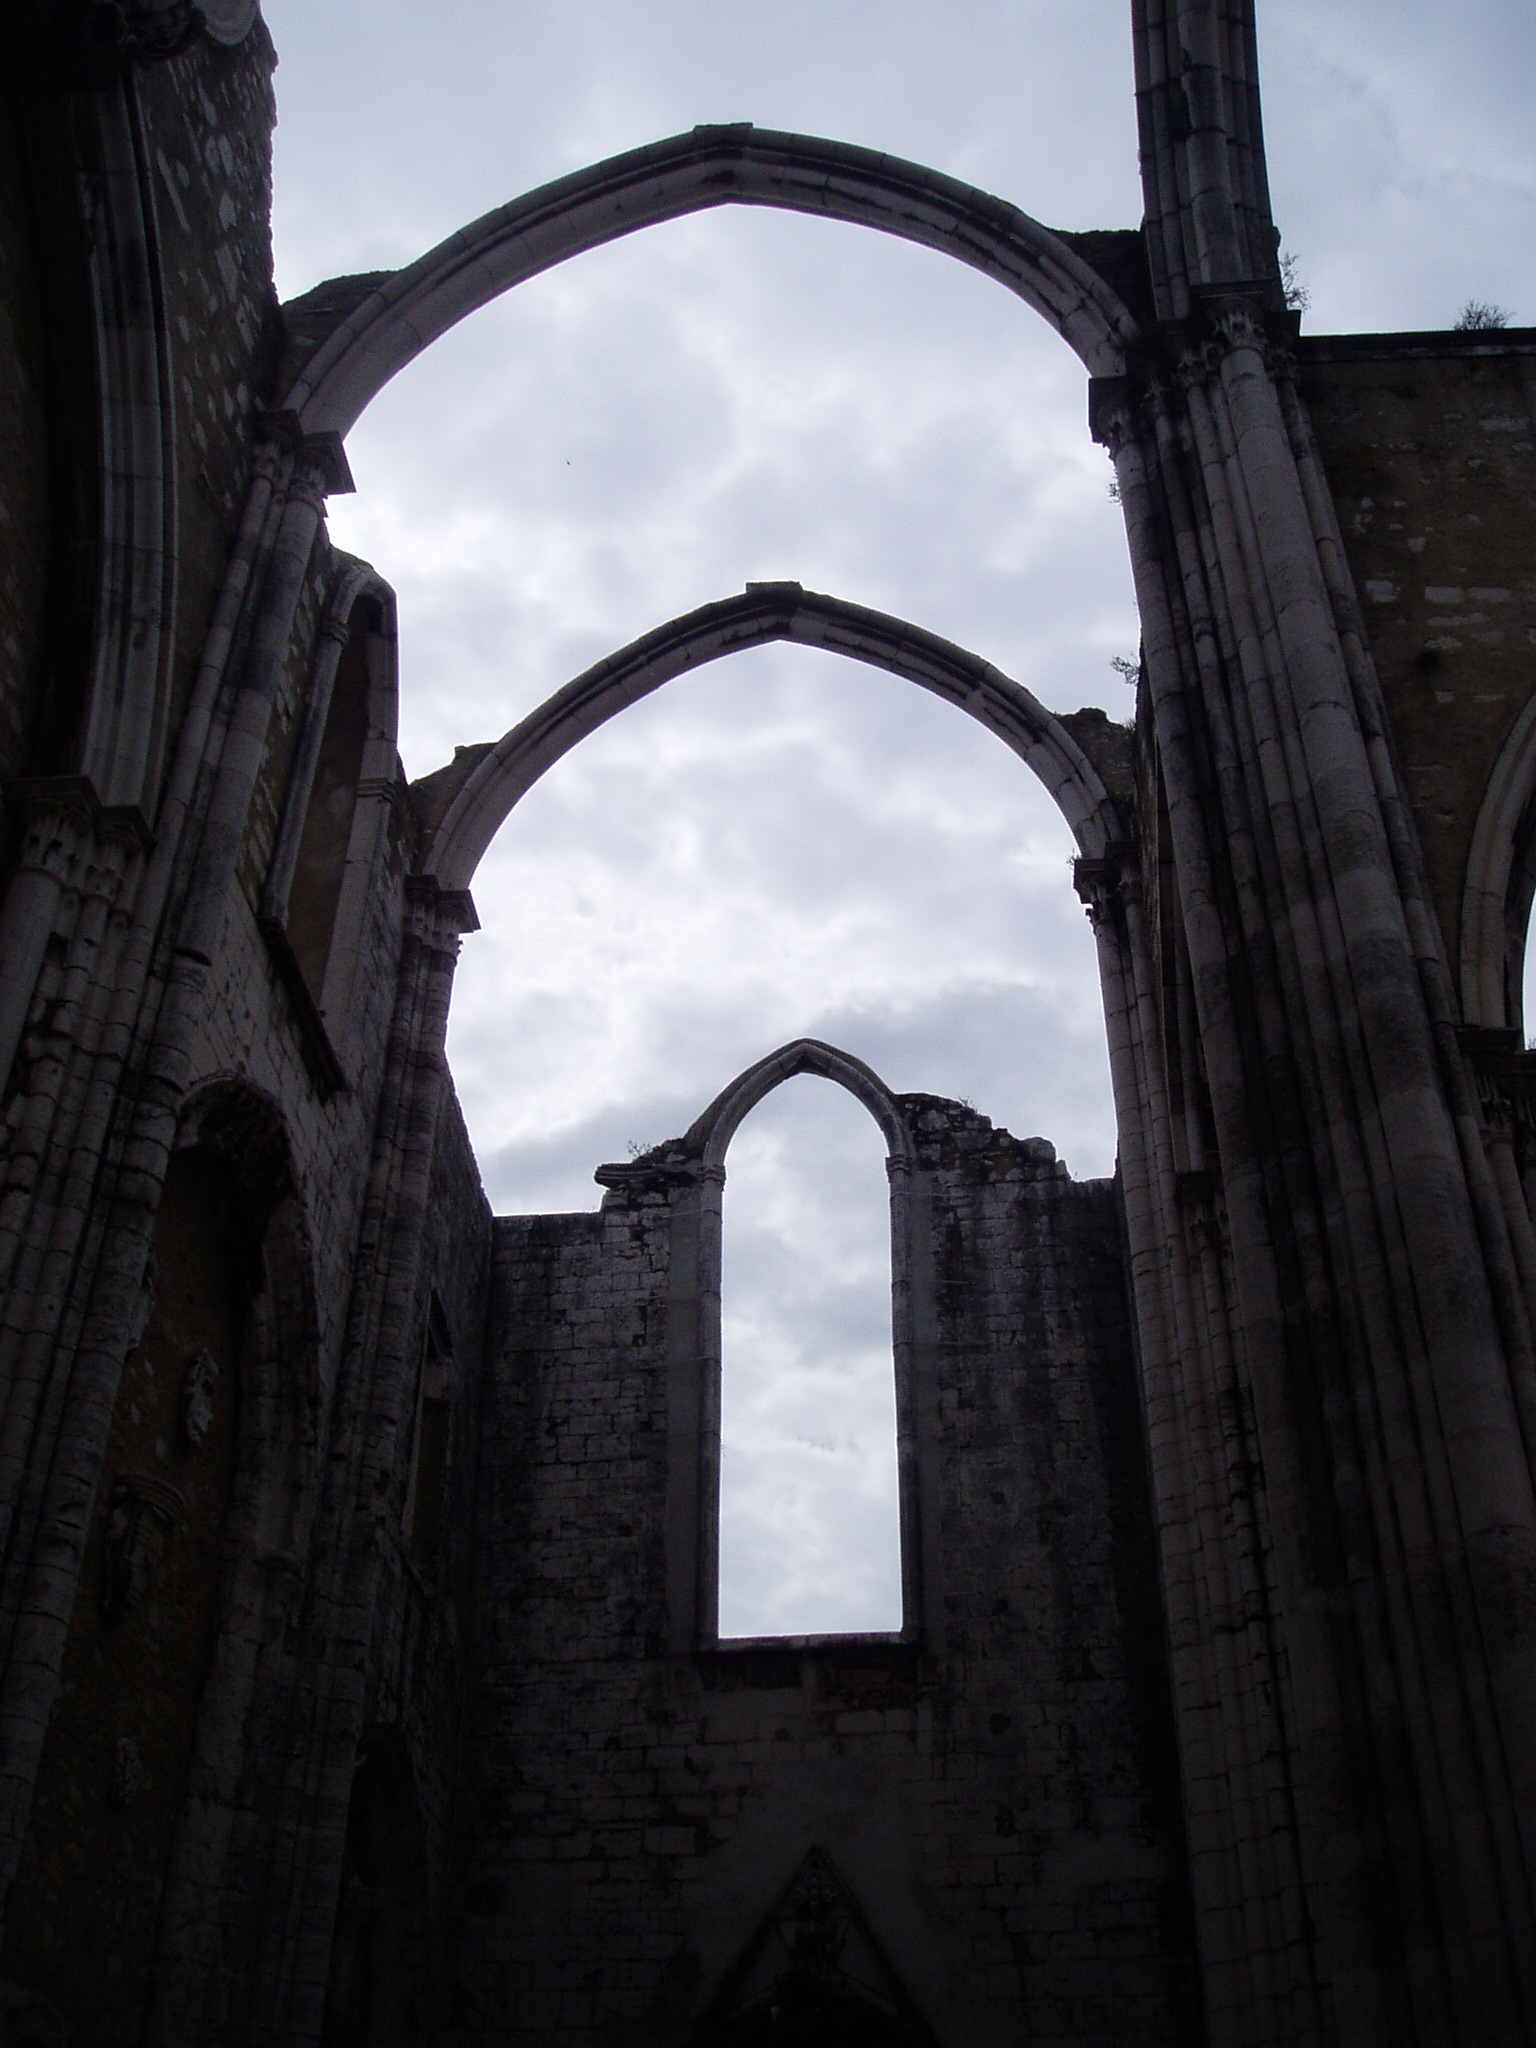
(1, 3, 1534, 2043)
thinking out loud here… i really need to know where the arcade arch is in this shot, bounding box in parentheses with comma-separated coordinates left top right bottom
(305, 199, 1140, 802)
(414, 596, 1127, 1221)
(418, 587, 1127, 890)
(276, 129, 1142, 856)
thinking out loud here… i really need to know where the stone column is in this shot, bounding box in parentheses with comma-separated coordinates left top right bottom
(1098, 287, 1536, 2042)
(251, 875, 471, 2047)
(0, 426, 345, 1919)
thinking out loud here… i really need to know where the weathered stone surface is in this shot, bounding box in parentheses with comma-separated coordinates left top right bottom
(453, 1092, 1193, 2044)
(1, 6, 1534, 2045)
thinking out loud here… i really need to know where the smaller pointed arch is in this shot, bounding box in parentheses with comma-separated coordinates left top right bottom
(652, 1039, 924, 1648)
(684, 1038, 913, 1174)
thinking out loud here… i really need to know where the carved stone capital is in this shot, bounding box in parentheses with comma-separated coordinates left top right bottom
(1095, 291, 1299, 418)
(4, 775, 152, 889)
(1072, 844, 1137, 930)
(1089, 357, 1178, 450)
(1088, 375, 1136, 455)
(1182, 284, 1300, 381)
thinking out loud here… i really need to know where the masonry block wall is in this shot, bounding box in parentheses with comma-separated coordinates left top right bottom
(1301, 334, 1536, 981)
(132, 24, 281, 752)
(454, 1091, 1197, 2047)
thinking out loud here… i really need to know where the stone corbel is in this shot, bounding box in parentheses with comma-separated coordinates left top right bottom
(404, 873, 480, 941)
(257, 411, 356, 499)
(1088, 374, 1136, 455)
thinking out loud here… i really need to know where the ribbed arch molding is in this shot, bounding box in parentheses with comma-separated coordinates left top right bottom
(279, 125, 1141, 438)
(417, 584, 1128, 893)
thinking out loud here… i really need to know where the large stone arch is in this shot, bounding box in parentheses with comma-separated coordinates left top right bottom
(278, 125, 1142, 439)
(415, 584, 1129, 895)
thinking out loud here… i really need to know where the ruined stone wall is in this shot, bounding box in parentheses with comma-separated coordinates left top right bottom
(452, 1096, 1195, 2047)
(1301, 333, 1536, 980)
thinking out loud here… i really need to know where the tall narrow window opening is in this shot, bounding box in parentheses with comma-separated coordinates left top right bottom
(287, 594, 381, 1001)
(718, 1074, 900, 1639)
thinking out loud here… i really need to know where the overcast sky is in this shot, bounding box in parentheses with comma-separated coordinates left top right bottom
(261, 0, 1534, 1635)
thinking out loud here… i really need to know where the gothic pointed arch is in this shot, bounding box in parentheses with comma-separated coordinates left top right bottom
(683, 1037, 914, 1176)
(277, 125, 1143, 440)
(412, 585, 1130, 896)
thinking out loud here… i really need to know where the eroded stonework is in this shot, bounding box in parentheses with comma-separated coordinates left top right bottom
(1, 5, 1535, 2045)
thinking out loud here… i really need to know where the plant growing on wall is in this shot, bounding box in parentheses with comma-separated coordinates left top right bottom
(1454, 299, 1511, 330)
